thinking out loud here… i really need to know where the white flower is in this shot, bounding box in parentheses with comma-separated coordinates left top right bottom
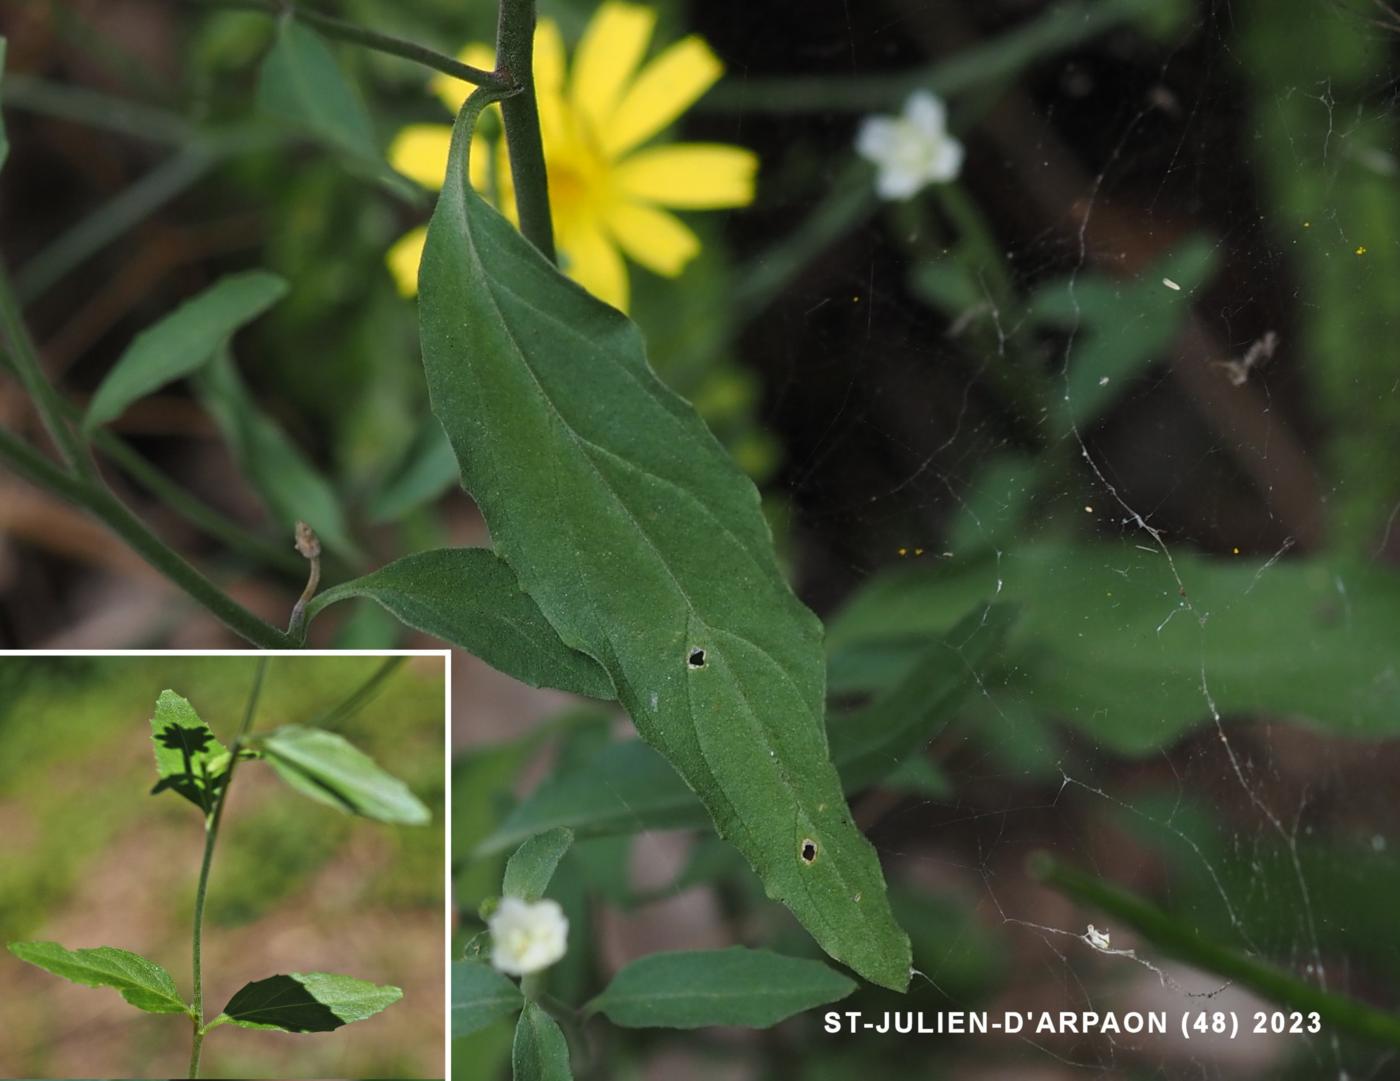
(855, 90, 964, 200)
(488, 897, 569, 976)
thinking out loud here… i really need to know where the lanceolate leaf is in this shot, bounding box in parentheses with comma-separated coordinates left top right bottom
(367, 422, 459, 522)
(259, 725, 430, 825)
(587, 947, 855, 1029)
(452, 960, 523, 1037)
(420, 96, 909, 990)
(502, 828, 573, 901)
(476, 604, 1011, 854)
(195, 350, 360, 561)
(478, 740, 695, 855)
(256, 20, 414, 200)
(218, 972, 401, 1031)
(830, 603, 1016, 791)
(305, 548, 613, 699)
(83, 271, 287, 431)
(8, 941, 186, 1014)
(512, 1001, 572, 1081)
(149, 689, 229, 814)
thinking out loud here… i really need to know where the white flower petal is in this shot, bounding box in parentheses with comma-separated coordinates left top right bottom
(855, 90, 963, 200)
(488, 897, 570, 976)
(928, 135, 965, 182)
(855, 116, 900, 162)
(903, 90, 947, 137)
(875, 166, 925, 200)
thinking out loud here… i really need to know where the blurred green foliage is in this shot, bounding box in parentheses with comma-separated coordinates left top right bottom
(1239, 0, 1400, 551)
(0, 655, 444, 1078)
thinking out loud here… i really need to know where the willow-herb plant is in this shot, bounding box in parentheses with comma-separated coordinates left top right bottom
(0, 0, 912, 1005)
(6, 661, 430, 1078)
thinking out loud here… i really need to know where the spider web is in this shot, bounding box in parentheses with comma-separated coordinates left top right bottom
(693, 0, 1400, 1076)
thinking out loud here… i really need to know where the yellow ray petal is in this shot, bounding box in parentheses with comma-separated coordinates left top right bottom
(389, 125, 491, 193)
(388, 124, 452, 190)
(431, 43, 497, 114)
(494, 137, 518, 224)
(605, 201, 701, 277)
(571, 3, 656, 136)
(602, 36, 723, 157)
(534, 19, 565, 99)
(561, 223, 630, 311)
(613, 144, 758, 208)
(386, 226, 427, 296)
(533, 19, 569, 146)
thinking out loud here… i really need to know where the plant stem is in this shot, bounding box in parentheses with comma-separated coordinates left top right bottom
(494, 0, 556, 262)
(1029, 852, 1400, 1050)
(181, 0, 507, 92)
(4, 376, 303, 576)
(189, 658, 269, 1079)
(305, 655, 405, 729)
(0, 427, 294, 648)
(89, 426, 304, 576)
(0, 263, 91, 477)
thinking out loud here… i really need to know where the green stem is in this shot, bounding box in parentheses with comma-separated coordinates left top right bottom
(1029, 853, 1400, 1049)
(189, 658, 269, 1079)
(89, 426, 305, 576)
(187, 1023, 204, 1080)
(0, 349, 303, 577)
(0, 263, 91, 477)
(520, 970, 546, 1002)
(181, 0, 507, 92)
(0, 427, 294, 648)
(305, 655, 405, 729)
(494, 0, 556, 262)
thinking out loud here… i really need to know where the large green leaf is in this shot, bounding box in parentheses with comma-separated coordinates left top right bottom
(195, 351, 359, 561)
(305, 548, 613, 699)
(148, 689, 229, 815)
(451, 960, 523, 1038)
(502, 828, 573, 902)
(8, 941, 186, 1014)
(512, 1001, 571, 1081)
(477, 605, 1010, 854)
(830, 540, 1400, 753)
(258, 724, 430, 824)
(83, 271, 287, 431)
(420, 96, 909, 990)
(587, 947, 855, 1028)
(217, 971, 401, 1031)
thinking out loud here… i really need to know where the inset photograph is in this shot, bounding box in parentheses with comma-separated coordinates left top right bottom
(0, 651, 446, 1079)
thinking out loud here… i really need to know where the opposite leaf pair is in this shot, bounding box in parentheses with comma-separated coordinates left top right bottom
(149, 688, 429, 825)
(6, 943, 401, 1035)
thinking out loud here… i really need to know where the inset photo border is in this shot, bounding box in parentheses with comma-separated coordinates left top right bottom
(0, 649, 450, 1080)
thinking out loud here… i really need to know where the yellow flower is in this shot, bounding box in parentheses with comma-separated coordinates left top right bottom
(386, 2, 757, 312)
